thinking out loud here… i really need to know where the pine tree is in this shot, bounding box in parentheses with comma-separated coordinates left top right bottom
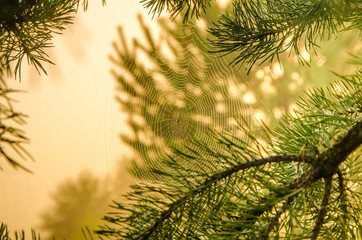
(95, 0, 362, 239)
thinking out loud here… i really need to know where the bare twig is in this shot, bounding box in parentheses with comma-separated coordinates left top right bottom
(258, 195, 297, 240)
(311, 177, 332, 240)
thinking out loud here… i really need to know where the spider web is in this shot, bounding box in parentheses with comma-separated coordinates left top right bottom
(104, 3, 352, 180)
(104, 13, 259, 179)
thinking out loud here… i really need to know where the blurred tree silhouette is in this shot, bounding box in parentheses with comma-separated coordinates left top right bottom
(39, 161, 137, 240)
(110, 1, 359, 179)
(40, 170, 112, 240)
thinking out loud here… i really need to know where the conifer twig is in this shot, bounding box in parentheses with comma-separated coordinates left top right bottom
(258, 195, 297, 240)
(311, 177, 332, 240)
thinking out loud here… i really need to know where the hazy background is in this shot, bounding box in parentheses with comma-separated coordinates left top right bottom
(0, 0, 157, 233)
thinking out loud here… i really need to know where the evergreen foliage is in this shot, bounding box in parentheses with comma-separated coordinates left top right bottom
(0, 0, 92, 171)
(110, 4, 358, 181)
(140, 0, 361, 71)
(0, 0, 103, 238)
(0, 73, 32, 172)
(96, 70, 362, 239)
(0, 0, 89, 77)
(140, 0, 212, 22)
(95, 0, 362, 239)
(110, 12, 250, 180)
(0, 223, 40, 240)
(0, 0, 360, 239)
(208, 0, 362, 71)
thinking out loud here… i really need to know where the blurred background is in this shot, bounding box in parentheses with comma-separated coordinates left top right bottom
(0, 0, 154, 237)
(0, 0, 360, 239)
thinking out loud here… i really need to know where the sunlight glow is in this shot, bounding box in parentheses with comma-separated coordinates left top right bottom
(243, 92, 256, 104)
(255, 69, 264, 79)
(216, 103, 226, 113)
(273, 107, 285, 119)
(291, 72, 303, 85)
(288, 82, 297, 91)
(253, 111, 265, 124)
(216, 0, 232, 9)
(271, 63, 284, 79)
(196, 19, 207, 33)
(192, 114, 212, 125)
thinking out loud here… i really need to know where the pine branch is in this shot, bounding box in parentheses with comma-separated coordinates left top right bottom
(312, 120, 362, 180)
(0, 76, 32, 172)
(139, 154, 314, 239)
(258, 195, 296, 240)
(154, 117, 359, 237)
(140, 0, 212, 22)
(97, 118, 361, 238)
(0, 0, 90, 77)
(311, 177, 332, 240)
(97, 68, 362, 238)
(336, 169, 347, 213)
(208, 0, 360, 71)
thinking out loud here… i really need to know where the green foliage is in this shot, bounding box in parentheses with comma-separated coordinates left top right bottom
(140, 0, 212, 22)
(208, 0, 361, 71)
(96, 70, 361, 239)
(0, 0, 89, 77)
(0, 223, 41, 240)
(142, 0, 361, 72)
(0, 0, 105, 238)
(0, 0, 96, 171)
(0, 74, 32, 172)
(110, 1, 359, 182)
(94, 0, 362, 239)
(274, 70, 362, 155)
(1, 0, 361, 239)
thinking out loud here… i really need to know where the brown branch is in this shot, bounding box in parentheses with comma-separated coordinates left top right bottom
(311, 177, 332, 240)
(139, 121, 361, 239)
(312, 121, 362, 179)
(336, 168, 348, 239)
(258, 195, 297, 240)
(336, 169, 347, 211)
(140, 154, 313, 239)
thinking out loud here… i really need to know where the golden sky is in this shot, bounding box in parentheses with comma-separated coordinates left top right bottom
(0, 0, 154, 232)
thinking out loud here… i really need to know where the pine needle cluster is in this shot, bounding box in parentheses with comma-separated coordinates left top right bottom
(0, 0, 88, 77)
(208, 0, 361, 71)
(94, 0, 362, 239)
(96, 70, 361, 239)
(0, 74, 32, 172)
(140, 0, 212, 22)
(140, 0, 361, 72)
(0, 223, 40, 240)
